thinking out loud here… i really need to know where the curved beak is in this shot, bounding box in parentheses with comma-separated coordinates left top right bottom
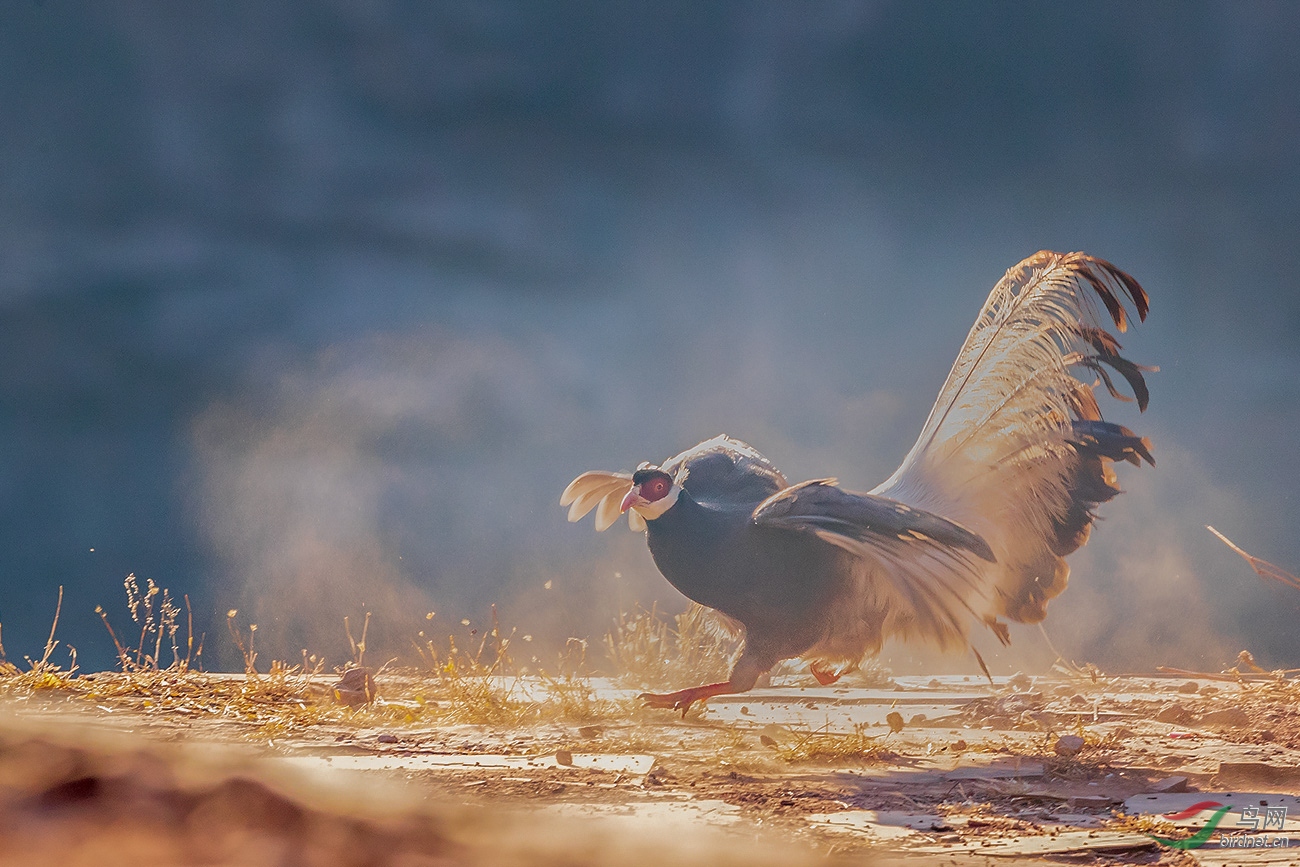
(619, 485, 643, 513)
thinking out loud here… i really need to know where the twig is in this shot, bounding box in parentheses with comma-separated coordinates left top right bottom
(35, 586, 64, 672)
(226, 610, 257, 675)
(344, 612, 371, 668)
(184, 594, 194, 669)
(1155, 664, 1300, 682)
(95, 605, 131, 670)
(1208, 525, 1300, 591)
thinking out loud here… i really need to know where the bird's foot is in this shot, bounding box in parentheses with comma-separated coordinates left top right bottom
(809, 661, 844, 686)
(639, 681, 734, 718)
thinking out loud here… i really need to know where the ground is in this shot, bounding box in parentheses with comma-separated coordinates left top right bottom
(2, 663, 1299, 866)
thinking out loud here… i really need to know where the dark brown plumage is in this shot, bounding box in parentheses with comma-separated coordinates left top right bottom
(563, 251, 1155, 712)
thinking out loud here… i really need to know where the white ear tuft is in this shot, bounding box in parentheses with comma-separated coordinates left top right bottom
(561, 471, 634, 528)
(594, 488, 625, 531)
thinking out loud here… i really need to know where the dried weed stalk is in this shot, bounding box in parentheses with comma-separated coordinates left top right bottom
(0, 586, 79, 691)
(769, 722, 891, 764)
(604, 602, 740, 689)
(96, 574, 196, 672)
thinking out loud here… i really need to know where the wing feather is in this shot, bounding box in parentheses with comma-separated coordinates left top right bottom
(752, 479, 996, 655)
(753, 479, 994, 562)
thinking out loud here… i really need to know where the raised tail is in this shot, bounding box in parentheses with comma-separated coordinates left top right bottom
(873, 251, 1154, 640)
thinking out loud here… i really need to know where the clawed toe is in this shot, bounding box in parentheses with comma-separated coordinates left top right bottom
(639, 691, 693, 716)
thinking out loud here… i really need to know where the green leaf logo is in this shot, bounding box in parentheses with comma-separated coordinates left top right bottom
(1149, 803, 1233, 850)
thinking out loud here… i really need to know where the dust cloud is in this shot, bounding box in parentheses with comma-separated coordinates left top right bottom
(3, 4, 1298, 674)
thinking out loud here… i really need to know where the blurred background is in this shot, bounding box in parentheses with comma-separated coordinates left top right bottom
(1, 1, 1297, 674)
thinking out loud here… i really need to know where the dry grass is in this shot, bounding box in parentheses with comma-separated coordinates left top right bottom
(603, 603, 740, 690)
(97, 573, 195, 672)
(2, 582, 766, 734)
(0, 586, 80, 692)
(406, 607, 635, 726)
(758, 722, 893, 764)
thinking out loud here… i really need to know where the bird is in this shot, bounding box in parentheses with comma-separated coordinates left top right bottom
(561, 251, 1154, 713)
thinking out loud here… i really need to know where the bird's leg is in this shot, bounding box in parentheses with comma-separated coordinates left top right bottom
(639, 681, 736, 716)
(809, 661, 843, 686)
(640, 653, 766, 718)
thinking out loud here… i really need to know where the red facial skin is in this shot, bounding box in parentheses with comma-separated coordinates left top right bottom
(619, 474, 673, 513)
(640, 476, 671, 502)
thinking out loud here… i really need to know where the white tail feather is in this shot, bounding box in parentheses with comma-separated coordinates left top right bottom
(858, 251, 1149, 644)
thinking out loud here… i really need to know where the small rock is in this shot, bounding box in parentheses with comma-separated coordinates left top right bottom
(1008, 671, 1033, 691)
(759, 734, 778, 748)
(952, 739, 967, 751)
(1150, 775, 1188, 793)
(740, 706, 750, 715)
(331, 667, 377, 707)
(909, 713, 927, 726)
(376, 733, 399, 744)
(1214, 760, 1300, 790)
(938, 833, 962, 843)
(886, 711, 905, 734)
(555, 749, 573, 766)
(1259, 729, 1276, 742)
(577, 725, 602, 739)
(1200, 707, 1250, 728)
(1199, 685, 1219, 696)
(1178, 680, 1200, 694)
(1069, 794, 1118, 808)
(1155, 703, 1191, 724)
(1054, 735, 1085, 757)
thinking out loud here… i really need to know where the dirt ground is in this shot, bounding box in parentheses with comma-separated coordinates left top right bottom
(2, 667, 1299, 866)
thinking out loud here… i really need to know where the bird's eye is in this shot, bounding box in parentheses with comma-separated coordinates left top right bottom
(642, 477, 671, 502)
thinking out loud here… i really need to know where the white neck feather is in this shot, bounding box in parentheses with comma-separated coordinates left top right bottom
(633, 483, 681, 521)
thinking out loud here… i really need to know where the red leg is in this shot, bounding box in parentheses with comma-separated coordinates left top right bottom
(641, 649, 770, 717)
(809, 661, 843, 686)
(640, 681, 737, 717)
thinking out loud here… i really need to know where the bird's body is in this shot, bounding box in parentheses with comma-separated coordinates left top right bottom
(642, 453, 843, 664)
(562, 251, 1155, 711)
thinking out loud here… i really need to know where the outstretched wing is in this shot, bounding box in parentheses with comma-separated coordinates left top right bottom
(754, 479, 994, 562)
(560, 471, 644, 531)
(753, 479, 999, 651)
(868, 251, 1153, 639)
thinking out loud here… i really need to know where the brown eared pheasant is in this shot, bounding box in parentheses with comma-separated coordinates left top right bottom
(562, 251, 1154, 714)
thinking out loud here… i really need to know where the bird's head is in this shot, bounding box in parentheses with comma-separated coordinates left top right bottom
(560, 464, 683, 532)
(621, 466, 682, 522)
